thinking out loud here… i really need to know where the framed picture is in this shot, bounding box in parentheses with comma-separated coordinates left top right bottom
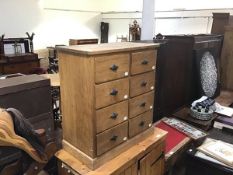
(1, 39, 30, 55)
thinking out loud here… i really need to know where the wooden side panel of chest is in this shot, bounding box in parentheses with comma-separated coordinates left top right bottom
(59, 52, 96, 158)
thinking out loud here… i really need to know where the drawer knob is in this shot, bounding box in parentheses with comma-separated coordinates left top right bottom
(140, 102, 146, 107)
(110, 64, 119, 71)
(110, 89, 118, 96)
(139, 121, 145, 127)
(141, 81, 147, 87)
(141, 60, 148, 65)
(110, 112, 118, 119)
(110, 135, 118, 141)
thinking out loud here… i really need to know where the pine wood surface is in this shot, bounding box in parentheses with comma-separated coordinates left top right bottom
(139, 142, 164, 175)
(131, 50, 156, 75)
(59, 52, 96, 158)
(95, 78, 129, 109)
(129, 91, 154, 118)
(41, 73, 60, 87)
(62, 127, 155, 170)
(95, 53, 130, 84)
(130, 71, 155, 97)
(58, 43, 159, 170)
(96, 101, 128, 134)
(56, 127, 167, 175)
(57, 42, 159, 56)
(96, 121, 128, 156)
(129, 110, 153, 138)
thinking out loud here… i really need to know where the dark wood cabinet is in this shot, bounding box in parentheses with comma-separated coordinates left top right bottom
(139, 34, 223, 122)
(0, 35, 40, 75)
(0, 75, 54, 138)
(69, 38, 98, 45)
(0, 59, 40, 74)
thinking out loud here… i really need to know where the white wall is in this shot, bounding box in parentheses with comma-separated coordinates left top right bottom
(0, 0, 101, 50)
(101, 0, 233, 42)
(2, 0, 233, 48)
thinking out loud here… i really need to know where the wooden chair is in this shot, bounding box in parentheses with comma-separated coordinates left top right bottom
(0, 108, 57, 175)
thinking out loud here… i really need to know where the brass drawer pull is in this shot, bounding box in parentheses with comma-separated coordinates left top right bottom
(110, 135, 118, 141)
(139, 121, 145, 127)
(110, 112, 118, 119)
(140, 102, 146, 107)
(110, 89, 118, 96)
(110, 64, 119, 71)
(141, 60, 148, 65)
(141, 81, 147, 87)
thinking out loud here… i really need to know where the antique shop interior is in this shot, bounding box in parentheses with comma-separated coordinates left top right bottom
(1, 0, 233, 175)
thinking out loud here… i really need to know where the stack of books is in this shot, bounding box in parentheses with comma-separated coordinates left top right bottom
(197, 138, 233, 168)
(214, 116, 233, 131)
(214, 104, 233, 131)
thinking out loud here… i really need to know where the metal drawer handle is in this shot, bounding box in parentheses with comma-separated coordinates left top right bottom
(110, 64, 119, 71)
(141, 59, 148, 65)
(110, 89, 118, 96)
(110, 112, 118, 119)
(140, 102, 146, 107)
(139, 121, 145, 127)
(110, 135, 118, 141)
(141, 81, 147, 87)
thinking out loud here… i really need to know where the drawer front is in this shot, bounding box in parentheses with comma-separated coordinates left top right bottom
(95, 78, 129, 109)
(129, 91, 154, 118)
(96, 101, 128, 133)
(129, 110, 153, 138)
(130, 71, 155, 97)
(96, 121, 128, 156)
(131, 50, 156, 75)
(95, 53, 130, 84)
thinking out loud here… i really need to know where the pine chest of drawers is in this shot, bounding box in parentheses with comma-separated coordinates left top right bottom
(58, 42, 159, 170)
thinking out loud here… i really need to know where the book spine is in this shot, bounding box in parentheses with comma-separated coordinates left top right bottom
(213, 121, 233, 130)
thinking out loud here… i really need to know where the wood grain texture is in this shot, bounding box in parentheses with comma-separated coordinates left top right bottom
(129, 110, 153, 138)
(62, 127, 154, 170)
(96, 121, 128, 156)
(41, 73, 60, 87)
(139, 143, 165, 175)
(57, 43, 159, 171)
(69, 39, 98, 46)
(95, 78, 129, 109)
(96, 101, 128, 133)
(129, 91, 154, 118)
(95, 53, 130, 84)
(2, 60, 39, 74)
(130, 71, 155, 97)
(59, 51, 96, 158)
(56, 127, 167, 174)
(220, 26, 233, 90)
(57, 42, 159, 56)
(149, 157, 164, 175)
(131, 50, 157, 75)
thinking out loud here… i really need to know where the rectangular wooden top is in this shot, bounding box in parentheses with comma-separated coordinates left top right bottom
(57, 42, 160, 56)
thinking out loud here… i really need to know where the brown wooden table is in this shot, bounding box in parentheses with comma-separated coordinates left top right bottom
(41, 73, 60, 87)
